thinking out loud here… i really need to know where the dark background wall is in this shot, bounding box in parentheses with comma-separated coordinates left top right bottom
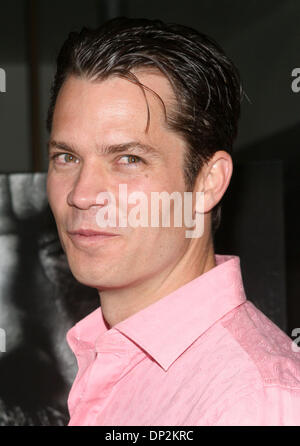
(0, 1, 299, 351)
(1, 1, 300, 171)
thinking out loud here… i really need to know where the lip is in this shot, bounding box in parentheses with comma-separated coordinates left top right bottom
(67, 229, 120, 246)
(68, 229, 119, 237)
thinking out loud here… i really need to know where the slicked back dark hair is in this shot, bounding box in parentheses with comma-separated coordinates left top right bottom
(47, 16, 243, 234)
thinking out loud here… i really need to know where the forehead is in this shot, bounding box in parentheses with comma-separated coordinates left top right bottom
(51, 71, 177, 143)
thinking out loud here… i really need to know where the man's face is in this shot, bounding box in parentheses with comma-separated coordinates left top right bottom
(47, 71, 193, 289)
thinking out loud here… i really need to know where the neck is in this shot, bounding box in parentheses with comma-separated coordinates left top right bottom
(99, 236, 216, 328)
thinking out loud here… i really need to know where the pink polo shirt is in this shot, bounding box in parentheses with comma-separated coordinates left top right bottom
(66, 254, 300, 426)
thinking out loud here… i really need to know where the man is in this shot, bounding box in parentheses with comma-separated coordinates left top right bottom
(46, 17, 300, 425)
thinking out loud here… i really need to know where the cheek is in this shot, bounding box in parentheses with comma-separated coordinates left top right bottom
(125, 173, 183, 196)
(130, 226, 188, 274)
(123, 175, 186, 227)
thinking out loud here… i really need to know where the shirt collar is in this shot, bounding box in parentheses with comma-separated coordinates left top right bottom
(67, 254, 247, 371)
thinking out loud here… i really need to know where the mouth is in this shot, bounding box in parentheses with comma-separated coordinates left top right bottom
(67, 228, 120, 246)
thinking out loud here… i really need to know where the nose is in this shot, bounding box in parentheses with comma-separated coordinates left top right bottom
(67, 162, 111, 210)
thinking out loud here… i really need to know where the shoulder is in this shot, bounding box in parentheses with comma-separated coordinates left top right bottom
(220, 300, 300, 389)
(211, 300, 300, 425)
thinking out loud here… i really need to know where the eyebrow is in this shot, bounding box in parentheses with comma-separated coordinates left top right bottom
(47, 139, 161, 159)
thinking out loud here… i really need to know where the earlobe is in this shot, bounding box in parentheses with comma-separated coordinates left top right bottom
(194, 190, 205, 214)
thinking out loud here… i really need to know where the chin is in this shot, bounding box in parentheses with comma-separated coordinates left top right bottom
(68, 261, 117, 289)
(69, 266, 101, 288)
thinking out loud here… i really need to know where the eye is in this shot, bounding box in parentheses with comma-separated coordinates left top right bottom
(51, 153, 79, 164)
(117, 155, 143, 166)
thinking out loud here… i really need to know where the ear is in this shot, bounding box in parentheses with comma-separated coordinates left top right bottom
(194, 151, 233, 214)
